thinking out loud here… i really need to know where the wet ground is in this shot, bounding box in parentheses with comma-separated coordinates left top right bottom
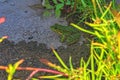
(0, 38, 90, 79)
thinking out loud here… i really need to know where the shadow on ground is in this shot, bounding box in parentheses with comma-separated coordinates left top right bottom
(0, 38, 90, 79)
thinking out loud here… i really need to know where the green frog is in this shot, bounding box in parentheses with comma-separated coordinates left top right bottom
(50, 23, 81, 45)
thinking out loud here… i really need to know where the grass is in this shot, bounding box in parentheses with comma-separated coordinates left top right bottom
(0, 0, 120, 80)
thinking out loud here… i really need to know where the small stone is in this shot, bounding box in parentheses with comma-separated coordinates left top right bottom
(24, 10, 28, 13)
(28, 36, 33, 40)
(10, 2, 15, 6)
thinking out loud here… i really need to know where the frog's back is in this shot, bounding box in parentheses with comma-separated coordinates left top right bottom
(50, 23, 81, 45)
(51, 23, 79, 33)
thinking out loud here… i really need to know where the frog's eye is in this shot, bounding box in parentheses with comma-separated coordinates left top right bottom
(54, 27, 58, 29)
(52, 26, 58, 29)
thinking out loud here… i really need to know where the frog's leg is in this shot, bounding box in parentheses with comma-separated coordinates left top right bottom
(66, 33, 80, 45)
(60, 35, 66, 42)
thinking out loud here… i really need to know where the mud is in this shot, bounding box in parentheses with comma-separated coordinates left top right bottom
(0, 37, 90, 79)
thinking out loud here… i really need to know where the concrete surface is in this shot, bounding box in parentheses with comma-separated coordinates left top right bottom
(0, 0, 67, 48)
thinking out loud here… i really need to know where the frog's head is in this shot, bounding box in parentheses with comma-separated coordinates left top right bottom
(51, 24, 59, 30)
(50, 24, 63, 34)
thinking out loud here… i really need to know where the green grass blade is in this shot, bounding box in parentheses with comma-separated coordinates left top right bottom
(52, 48, 69, 70)
(70, 23, 95, 35)
(69, 56, 73, 71)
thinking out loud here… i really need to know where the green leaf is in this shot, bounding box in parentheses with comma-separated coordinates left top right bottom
(55, 9, 61, 17)
(55, 4, 64, 17)
(66, 0, 71, 5)
(44, 0, 54, 9)
(59, 0, 64, 3)
(56, 4, 64, 10)
(44, 4, 54, 10)
(52, 0, 58, 4)
(81, 0, 87, 8)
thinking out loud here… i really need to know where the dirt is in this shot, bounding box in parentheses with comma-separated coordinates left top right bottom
(0, 34, 90, 79)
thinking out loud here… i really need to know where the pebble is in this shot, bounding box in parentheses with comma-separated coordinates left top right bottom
(28, 36, 33, 40)
(10, 2, 15, 6)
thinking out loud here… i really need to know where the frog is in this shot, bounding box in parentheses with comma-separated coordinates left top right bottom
(50, 23, 81, 45)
